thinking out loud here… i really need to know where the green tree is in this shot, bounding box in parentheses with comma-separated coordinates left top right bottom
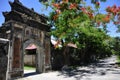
(40, 0, 120, 66)
(112, 37, 120, 55)
(40, 0, 120, 47)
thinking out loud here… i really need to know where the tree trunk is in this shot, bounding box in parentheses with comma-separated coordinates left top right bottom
(63, 46, 70, 66)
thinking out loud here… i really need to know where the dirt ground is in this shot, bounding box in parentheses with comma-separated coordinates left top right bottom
(17, 55, 120, 80)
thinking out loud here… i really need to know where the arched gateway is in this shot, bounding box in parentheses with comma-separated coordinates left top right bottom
(0, 0, 51, 80)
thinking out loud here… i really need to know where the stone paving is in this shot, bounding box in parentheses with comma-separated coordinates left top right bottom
(16, 55, 120, 80)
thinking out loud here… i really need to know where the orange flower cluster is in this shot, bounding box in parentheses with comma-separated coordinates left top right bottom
(80, 7, 87, 13)
(69, 3, 78, 9)
(52, 1, 77, 10)
(88, 12, 94, 19)
(106, 5, 120, 16)
(80, 7, 94, 19)
(52, 3, 61, 20)
(102, 14, 111, 23)
(106, 5, 120, 25)
(52, 3, 61, 9)
(62, 0, 68, 3)
(114, 21, 120, 25)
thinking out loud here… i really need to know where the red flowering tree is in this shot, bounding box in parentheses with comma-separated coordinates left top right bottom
(40, 0, 120, 64)
(40, 0, 120, 45)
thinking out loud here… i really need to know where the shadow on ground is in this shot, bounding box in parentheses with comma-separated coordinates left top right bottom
(57, 56, 120, 80)
(24, 72, 38, 77)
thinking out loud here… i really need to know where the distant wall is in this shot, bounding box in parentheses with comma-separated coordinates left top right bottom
(24, 54, 36, 67)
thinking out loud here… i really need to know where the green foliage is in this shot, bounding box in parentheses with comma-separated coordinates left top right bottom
(69, 30, 112, 64)
(112, 37, 120, 55)
(113, 37, 120, 66)
(116, 25, 120, 32)
(39, 0, 118, 65)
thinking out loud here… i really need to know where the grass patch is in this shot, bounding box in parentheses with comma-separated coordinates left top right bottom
(24, 65, 35, 70)
(117, 55, 120, 66)
(117, 56, 120, 61)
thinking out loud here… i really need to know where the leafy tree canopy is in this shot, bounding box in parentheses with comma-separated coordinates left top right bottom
(40, 0, 120, 48)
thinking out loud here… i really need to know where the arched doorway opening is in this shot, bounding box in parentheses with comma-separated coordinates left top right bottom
(23, 39, 45, 76)
(24, 43, 37, 76)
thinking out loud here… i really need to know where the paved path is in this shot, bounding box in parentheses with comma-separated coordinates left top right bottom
(17, 55, 120, 80)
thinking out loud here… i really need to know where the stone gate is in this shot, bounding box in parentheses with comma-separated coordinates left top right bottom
(0, 0, 51, 80)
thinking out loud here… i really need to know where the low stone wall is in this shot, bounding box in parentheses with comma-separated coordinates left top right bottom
(0, 56, 8, 80)
(24, 54, 36, 66)
(0, 43, 8, 80)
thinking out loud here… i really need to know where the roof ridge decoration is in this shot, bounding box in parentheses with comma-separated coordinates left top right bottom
(9, 0, 48, 19)
(14, 0, 22, 5)
(14, 0, 19, 3)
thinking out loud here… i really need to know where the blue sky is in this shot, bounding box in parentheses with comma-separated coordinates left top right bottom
(100, 0, 120, 37)
(0, 0, 120, 37)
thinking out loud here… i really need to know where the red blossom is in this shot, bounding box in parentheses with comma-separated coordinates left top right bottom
(80, 7, 94, 19)
(116, 8, 119, 13)
(63, 0, 68, 3)
(80, 7, 86, 11)
(114, 21, 120, 25)
(52, 3, 61, 9)
(80, 7, 88, 14)
(69, 3, 77, 9)
(87, 12, 94, 19)
(106, 5, 120, 16)
(113, 4, 117, 9)
(102, 16, 110, 23)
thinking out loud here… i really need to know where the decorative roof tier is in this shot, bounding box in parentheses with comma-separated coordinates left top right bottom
(2, 0, 50, 31)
